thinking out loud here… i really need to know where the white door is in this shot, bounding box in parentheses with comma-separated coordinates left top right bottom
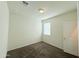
(0, 2, 9, 58)
(63, 21, 74, 55)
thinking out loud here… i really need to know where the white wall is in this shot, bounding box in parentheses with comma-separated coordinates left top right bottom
(78, 2, 79, 56)
(42, 10, 78, 56)
(0, 2, 9, 58)
(8, 5, 42, 51)
(42, 14, 63, 49)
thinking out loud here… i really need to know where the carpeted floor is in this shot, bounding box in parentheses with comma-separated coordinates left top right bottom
(6, 41, 78, 58)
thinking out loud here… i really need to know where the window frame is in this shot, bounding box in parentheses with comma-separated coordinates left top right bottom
(42, 22, 51, 36)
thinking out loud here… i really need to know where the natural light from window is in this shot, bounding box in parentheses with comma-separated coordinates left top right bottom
(43, 22, 51, 35)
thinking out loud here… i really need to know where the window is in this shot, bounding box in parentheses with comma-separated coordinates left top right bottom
(43, 22, 51, 35)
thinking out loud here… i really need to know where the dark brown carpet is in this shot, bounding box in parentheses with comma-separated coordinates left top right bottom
(6, 41, 78, 58)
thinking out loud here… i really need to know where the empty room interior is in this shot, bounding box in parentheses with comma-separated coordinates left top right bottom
(0, 1, 79, 58)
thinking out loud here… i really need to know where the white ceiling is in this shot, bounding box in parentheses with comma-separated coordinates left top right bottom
(8, 1, 77, 20)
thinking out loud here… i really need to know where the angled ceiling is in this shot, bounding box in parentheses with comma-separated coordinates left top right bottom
(8, 1, 77, 20)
